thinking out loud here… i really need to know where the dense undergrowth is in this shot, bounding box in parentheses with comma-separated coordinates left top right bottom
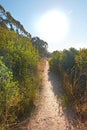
(0, 26, 41, 129)
(49, 48, 87, 128)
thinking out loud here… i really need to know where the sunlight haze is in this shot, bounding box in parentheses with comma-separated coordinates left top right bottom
(36, 10, 69, 47)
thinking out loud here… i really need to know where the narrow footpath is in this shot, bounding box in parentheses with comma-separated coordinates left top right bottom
(26, 61, 74, 130)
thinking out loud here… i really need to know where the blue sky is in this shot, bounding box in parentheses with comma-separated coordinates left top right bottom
(0, 0, 87, 52)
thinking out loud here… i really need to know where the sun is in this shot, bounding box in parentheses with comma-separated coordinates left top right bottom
(37, 10, 69, 43)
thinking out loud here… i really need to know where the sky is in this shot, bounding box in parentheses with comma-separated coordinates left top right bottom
(0, 0, 87, 52)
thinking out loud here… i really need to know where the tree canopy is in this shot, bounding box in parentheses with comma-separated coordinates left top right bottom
(32, 37, 48, 57)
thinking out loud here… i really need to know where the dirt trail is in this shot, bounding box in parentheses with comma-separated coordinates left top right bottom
(27, 60, 74, 130)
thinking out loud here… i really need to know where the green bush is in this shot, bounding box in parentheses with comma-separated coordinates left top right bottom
(0, 26, 40, 128)
(49, 48, 87, 123)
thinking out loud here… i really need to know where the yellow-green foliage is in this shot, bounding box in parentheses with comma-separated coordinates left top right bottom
(0, 26, 40, 129)
(49, 48, 87, 124)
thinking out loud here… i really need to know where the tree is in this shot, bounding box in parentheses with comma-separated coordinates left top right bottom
(31, 37, 48, 57)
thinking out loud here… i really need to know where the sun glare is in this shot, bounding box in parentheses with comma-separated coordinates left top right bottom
(37, 10, 69, 43)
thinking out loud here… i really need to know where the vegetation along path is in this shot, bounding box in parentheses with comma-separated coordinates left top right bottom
(21, 60, 74, 130)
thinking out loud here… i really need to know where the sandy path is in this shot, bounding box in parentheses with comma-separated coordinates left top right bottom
(27, 61, 74, 130)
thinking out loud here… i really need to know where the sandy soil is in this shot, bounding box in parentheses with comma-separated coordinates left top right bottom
(23, 60, 74, 130)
